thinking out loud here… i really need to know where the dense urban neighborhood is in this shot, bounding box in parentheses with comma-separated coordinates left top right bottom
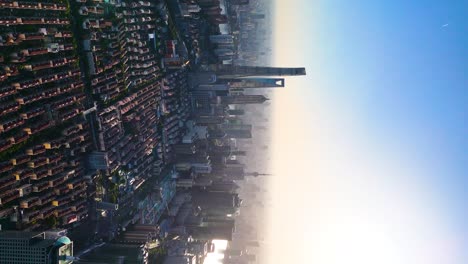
(0, 0, 305, 263)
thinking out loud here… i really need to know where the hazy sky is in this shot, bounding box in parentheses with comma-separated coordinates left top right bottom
(268, 1, 467, 264)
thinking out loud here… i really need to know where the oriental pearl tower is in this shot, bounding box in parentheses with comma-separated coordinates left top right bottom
(246, 172, 271, 177)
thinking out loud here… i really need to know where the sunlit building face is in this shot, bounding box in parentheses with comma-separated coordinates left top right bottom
(203, 240, 228, 264)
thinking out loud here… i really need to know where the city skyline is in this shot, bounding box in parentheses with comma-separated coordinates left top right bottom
(0, 0, 466, 263)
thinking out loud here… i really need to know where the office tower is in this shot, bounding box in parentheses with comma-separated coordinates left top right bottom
(209, 34, 235, 44)
(197, 0, 221, 7)
(189, 224, 235, 241)
(209, 14, 229, 25)
(194, 116, 226, 125)
(224, 124, 253, 139)
(205, 65, 306, 78)
(230, 151, 247, 156)
(0, 231, 73, 264)
(217, 95, 269, 105)
(193, 78, 285, 91)
(192, 191, 240, 209)
(227, 109, 245, 116)
(225, 78, 285, 88)
(205, 181, 240, 193)
(251, 13, 266, 19)
(226, 129, 252, 139)
(223, 124, 253, 130)
(214, 48, 235, 57)
(230, 0, 249, 5)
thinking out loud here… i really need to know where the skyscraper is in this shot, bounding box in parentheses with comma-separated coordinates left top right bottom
(225, 78, 285, 88)
(230, 0, 249, 5)
(216, 95, 269, 105)
(209, 35, 235, 44)
(0, 231, 73, 264)
(204, 65, 306, 78)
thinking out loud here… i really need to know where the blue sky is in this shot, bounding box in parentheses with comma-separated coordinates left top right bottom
(319, 0, 467, 220)
(317, 0, 468, 211)
(268, 1, 468, 263)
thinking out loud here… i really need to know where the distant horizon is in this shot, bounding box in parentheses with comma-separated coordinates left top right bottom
(266, 0, 467, 263)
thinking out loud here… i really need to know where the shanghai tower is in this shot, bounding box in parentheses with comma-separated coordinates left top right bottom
(201, 65, 307, 78)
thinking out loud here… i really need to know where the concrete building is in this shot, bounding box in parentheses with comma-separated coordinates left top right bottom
(0, 231, 73, 264)
(216, 95, 269, 105)
(209, 35, 234, 44)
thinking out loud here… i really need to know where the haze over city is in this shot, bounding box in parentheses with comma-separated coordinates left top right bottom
(0, 0, 466, 263)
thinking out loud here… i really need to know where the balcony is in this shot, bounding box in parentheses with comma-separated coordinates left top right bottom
(22, 210, 43, 223)
(52, 96, 75, 110)
(0, 139, 14, 152)
(41, 3, 67, 11)
(74, 94, 86, 103)
(60, 108, 82, 122)
(43, 139, 63, 150)
(0, 189, 19, 205)
(11, 154, 30, 166)
(66, 177, 86, 190)
(20, 107, 45, 119)
(38, 192, 55, 205)
(10, 132, 29, 144)
(0, 117, 24, 133)
(22, 32, 45, 41)
(0, 174, 16, 190)
(43, 18, 69, 25)
(0, 86, 16, 98)
(17, 184, 32, 197)
(63, 43, 74, 51)
(40, 206, 55, 219)
(43, 87, 59, 98)
(72, 185, 87, 198)
(26, 57, 74, 71)
(58, 31, 72, 38)
(27, 157, 49, 168)
(48, 154, 63, 164)
(13, 79, 40, 90)
(33, 181, 50, 192)
(0, 101, 20, 116)
(26, 144, 46, 156)
(31, 168, 49, 180)
(68, 158, 81, 168)
(62, 124, 81, 136)
(55, 183, 71, 196)
(71, 200, 86, 212)
(22, 47, 48, 57)
(23, 120, 52, 135)
(14, 169, 34, 181)
(0, 17, 18, 25)
(0, 208, 14, 221)
(1, 1, 67, 11)
(49, 173, 68, 188)
(20, 196, 39, 209)
(20, 17, 44, 25)
(59, 82, 82, 93)
(48, 164, 65, 177)
(56, 207, 73, 218)
(67, 134, 83, 147)
(16, 92, 44, 105)
(18, 2, 38, 8)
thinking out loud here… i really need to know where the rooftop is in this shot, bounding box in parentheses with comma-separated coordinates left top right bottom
(0, 231, 43, 240)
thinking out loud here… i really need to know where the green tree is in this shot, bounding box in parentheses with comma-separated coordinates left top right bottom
(45, 215, 58, 228)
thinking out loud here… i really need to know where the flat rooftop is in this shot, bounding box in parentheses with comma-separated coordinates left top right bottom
(0, 231, 44, 240)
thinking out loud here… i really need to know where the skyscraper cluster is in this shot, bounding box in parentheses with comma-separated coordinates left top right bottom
(0, 0, 304, 263)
